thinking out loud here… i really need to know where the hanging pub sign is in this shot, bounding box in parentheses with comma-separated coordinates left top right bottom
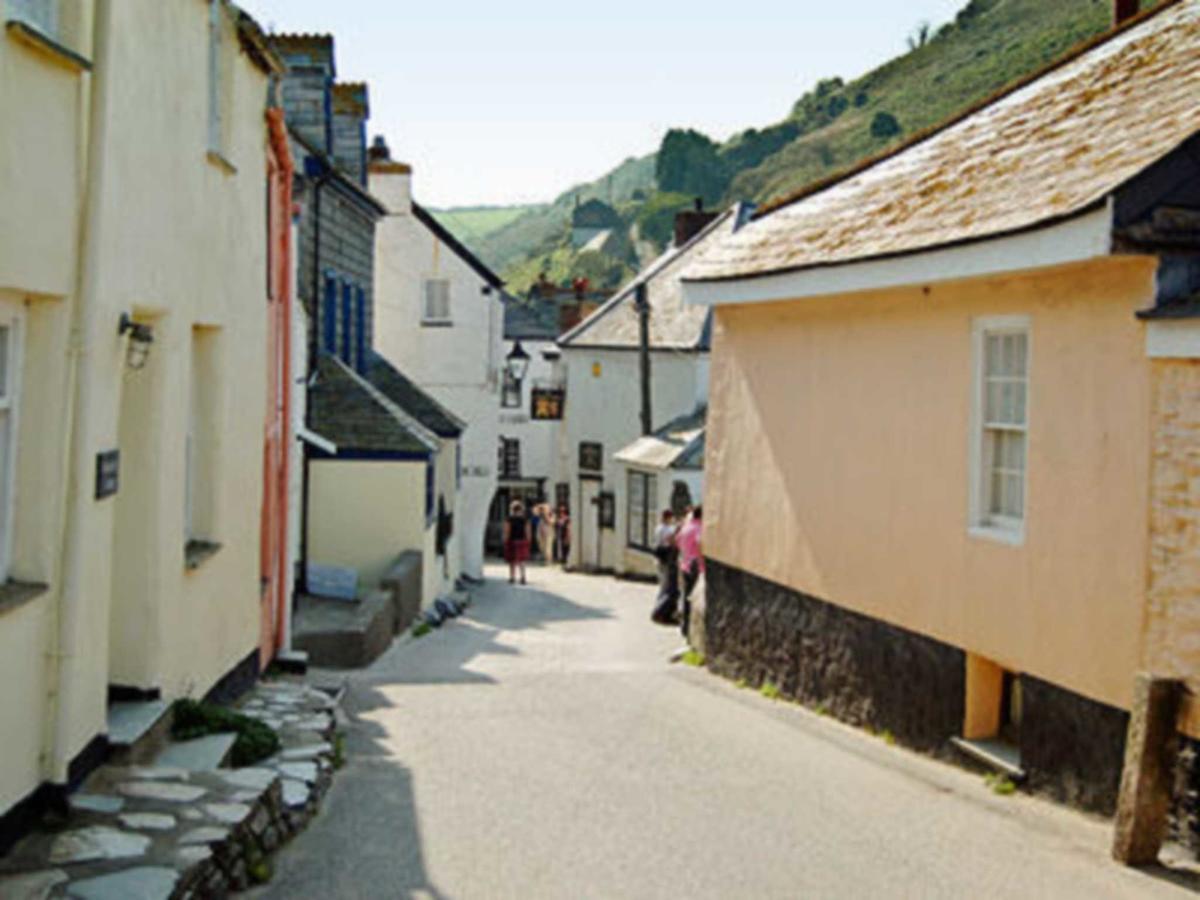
(530, 387, 565, 421)
(579, 441, 603, 473)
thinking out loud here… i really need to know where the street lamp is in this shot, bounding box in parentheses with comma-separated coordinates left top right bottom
(118, 313, 154, 370)
(505, 340, 531, 383)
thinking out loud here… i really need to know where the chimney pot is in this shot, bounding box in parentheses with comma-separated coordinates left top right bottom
(1114, 0, 1139, 25)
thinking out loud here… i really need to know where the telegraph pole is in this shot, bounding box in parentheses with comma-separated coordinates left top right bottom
(636, 282, 652, 436)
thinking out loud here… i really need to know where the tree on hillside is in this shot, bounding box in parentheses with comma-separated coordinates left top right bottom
(655, 129, 730, 206)
(907, 20, 932, 51)
(870, 111, 902, 140)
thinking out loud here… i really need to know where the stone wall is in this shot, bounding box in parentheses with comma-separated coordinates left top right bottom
(703, 559, 965, 754)
(1018, 676, 1128, 815)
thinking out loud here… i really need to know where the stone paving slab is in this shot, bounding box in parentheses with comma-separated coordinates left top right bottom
(0, 678, 342, 899)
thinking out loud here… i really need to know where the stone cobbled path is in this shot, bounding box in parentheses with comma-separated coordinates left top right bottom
(0, 679, 342, 899)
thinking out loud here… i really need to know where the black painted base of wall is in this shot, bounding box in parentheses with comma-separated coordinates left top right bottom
(703, 559, 1132, 814)
(703, 559, 964, 755)
(202, 647, 261, 707)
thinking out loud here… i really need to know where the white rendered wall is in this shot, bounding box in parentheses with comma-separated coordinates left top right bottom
(558, 347, 705, 573)
(371, 169, 501, 579)
(498, 338, 560, 489)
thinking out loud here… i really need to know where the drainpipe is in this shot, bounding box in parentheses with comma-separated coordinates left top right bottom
(296, 164, 332, 595)
(44, 0, 113, 785)
(635, 282, 652, 436)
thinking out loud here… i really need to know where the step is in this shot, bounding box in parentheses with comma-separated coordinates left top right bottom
(274, 649, 309, 675)
(153, 733, 236, 772)
(292, 590, 395, 669)
(106, 701, 173, 766)
(950, 736, 1026, 781)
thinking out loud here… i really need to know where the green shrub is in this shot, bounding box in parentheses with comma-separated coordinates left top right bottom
(760, 681, 781, 701)
(870, 111, 902, 140)
(680, 650, 705, 667)
(171, 699, 280, 767)
(412, 621, 433, 638)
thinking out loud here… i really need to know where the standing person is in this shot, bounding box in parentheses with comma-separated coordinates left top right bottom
(676, 506, 704, 639)
(555, 505, 571, 564)
(503, 500, 531, 585)
(650, 510, 680, 624)
(539, 504, 556, 566)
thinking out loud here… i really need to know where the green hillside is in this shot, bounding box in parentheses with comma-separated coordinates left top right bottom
(452, 0, 1153, 294)
(428, 205, 540, 248)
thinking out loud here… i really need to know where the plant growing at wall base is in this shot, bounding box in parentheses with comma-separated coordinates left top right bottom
(680, 650, 705, 667)
(412, 621, 433, 639)
(984, 773, 1017, 796)
(171, 699, 280, 767)
(760, 681, 781, 701)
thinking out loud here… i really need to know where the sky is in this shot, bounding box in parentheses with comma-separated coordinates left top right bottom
(239, 0, 968, 209)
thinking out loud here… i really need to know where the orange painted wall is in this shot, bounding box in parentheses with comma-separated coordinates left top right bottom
(705, 256, 1157, 712)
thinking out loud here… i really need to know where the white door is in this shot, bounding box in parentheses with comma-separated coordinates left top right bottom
(579, 478, 601, 570)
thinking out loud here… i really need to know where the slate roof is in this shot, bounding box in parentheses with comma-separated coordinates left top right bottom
(560, 207, 745, 350)
(614, 406, 706, 471)
(308, 355, 433, 456)
(503, 293, 565, 340)
(685, 0, 1200, 283)
(362, 353, 465, 438)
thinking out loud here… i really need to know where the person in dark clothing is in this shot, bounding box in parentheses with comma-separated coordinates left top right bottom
(650, 510, 680, 624)
(503, 500, 531, 585)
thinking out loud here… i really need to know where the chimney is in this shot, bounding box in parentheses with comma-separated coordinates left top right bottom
(331, 83, 370, 186)
(673, 197, 719, 248)
(366, 134, 413, 213)
(1114, 0, 1139, 25)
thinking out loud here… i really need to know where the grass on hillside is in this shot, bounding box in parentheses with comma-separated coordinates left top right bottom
(428, 205, 542, 250)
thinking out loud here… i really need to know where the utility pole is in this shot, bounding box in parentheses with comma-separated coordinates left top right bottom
(636, 282, 652, 436)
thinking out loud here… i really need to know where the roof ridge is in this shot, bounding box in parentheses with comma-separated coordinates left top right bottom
(559, 207, 738, 347)
(754, 0, 1189, 221)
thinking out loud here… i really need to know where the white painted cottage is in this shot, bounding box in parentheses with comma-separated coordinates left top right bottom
(556, 204, 750, 573)
(368, 138, 505, 580)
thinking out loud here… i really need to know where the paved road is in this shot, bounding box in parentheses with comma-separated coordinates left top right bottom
(254, 566, 1197, 899)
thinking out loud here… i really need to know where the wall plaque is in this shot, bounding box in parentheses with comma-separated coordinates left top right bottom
(95, 450, 120, 500)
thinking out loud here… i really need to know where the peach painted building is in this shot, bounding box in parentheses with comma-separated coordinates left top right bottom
(683, 0, 1200, 824)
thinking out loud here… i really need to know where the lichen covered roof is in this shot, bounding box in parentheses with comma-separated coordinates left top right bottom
(685, 0, 1200, 283)
(561, 209, 740, 349)
(362, 353, 465, 438)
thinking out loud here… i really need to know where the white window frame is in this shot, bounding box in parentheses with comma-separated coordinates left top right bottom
(0, 304, 24, 583)
(626, 469, 657, 551)
(968, 315, 1030, 546)
(422, 278, 451, 325)
(5, 0, 59, 37)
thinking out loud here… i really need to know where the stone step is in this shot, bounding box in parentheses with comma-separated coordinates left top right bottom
(292, 590, 395, 669)
(106, 701, 173, 767)
(950, 736, 1026, 781)
(153, 734, 236, 772)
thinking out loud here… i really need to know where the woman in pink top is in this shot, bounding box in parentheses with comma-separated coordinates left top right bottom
(676, 506, 703, 639)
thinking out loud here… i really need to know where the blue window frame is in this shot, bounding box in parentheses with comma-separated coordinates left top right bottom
(322, 275, 337, 353)
(340, 282, 353, 362)
(425, 460, 435, 525)
(354, 286, 366, 372)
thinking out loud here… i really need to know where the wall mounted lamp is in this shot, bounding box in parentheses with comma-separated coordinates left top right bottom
(118, 313, 154, 370)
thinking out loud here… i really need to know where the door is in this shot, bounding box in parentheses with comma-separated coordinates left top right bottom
(579, 478, 601, 570)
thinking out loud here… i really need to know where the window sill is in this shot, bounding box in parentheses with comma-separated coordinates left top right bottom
(0, 579, 50, 619)
(968, 524, 1025, 547)
(6, 20, 92, 72)
(206, 149, 238, 175)
(420, 319, 453, 328)
(184, 540, 223, 571)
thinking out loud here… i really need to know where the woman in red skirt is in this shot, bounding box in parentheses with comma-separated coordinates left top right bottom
(503, 500, 531, 585)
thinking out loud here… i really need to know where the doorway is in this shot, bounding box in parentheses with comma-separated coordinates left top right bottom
(578, 477, 601, 570)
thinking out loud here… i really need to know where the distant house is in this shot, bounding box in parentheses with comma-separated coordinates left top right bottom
(570, 198, 620, 248)
(557, 203, 749, 573)
(483, 294, 572, 554)
(682, 0, 1200, 828)
(369, 137, 505, 581)
(614, 408, 706, 577)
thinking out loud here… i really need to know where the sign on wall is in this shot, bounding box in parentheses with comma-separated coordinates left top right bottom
(95, 450, 120, 500)
(598, 491, 616, 530)
(579, 441, 603, 473)
(531, 388, 565, 421)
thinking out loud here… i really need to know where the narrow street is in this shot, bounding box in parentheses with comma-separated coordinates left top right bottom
(254, 567, 1193, 899)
